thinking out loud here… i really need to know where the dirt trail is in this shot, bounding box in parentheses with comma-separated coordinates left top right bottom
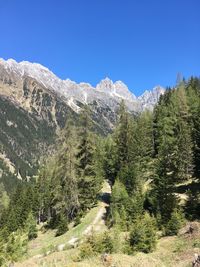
(83, 180, 111, 234)
(68, 180, 111, 245)
(15, 181, 112, 267)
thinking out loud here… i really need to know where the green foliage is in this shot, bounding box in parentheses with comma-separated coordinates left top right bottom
(55, 214, 69, 236)
(165, 209, 185, 236)
(185, 189, 200, 220)
(0, 183, 10, 217)
(129, 213, 157, 253)
(79, 242, 95, 259)
(102, 135, 118, 184)
(2, 77, 200, 263)
(117, 165, 140, 196)
(152, 83, 197, 223)
(25, 212, 38, 240)
(76, 105, 102, 212)
(110, 180, 129, 230)
(1, 183, 38, 234)
(0, 96, 55, 189)
(106, 101, 146, 229)
(0, 230, 28, 264)
(79, 231, 115, 259)
(114, 100, 129, 169)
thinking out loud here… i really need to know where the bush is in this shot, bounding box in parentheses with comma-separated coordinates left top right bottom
(110, 180, 129, 230)
(129, 212, 157, 253)
(95, 231, 114, 254)
(78, 231, 115, 259)
(165, 209, 185, 236)
(6, 231, 28, 262)
(79, 242, 95, 259)
(25, 213, 38, 240)
(74, 215, 81, 226)
(185, 190, 200, 220)
(55, 214, 68, 237)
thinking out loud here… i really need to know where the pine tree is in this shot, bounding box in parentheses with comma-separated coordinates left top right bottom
(152, 86, 194, 223)
(25, 212, 38, 240)
(114, 100, 129, 171)
(186, 77, 200, 178)
(102, 135, 118, 184)
(76, 105, 101, 212)
(53, 119, 79, 221)
(117, 164, 140, 196)
(174, 86, 193, 181)
(0, 183, 10, 217)
(185, 189, 200, 220)
(129, 212, 157, 253)
(55, 213, 68, 236)
(133, 111, 154, 180)
(5, 230, 27, 263)
(165, 209, 185, 236)
(110, 179, 129, 230)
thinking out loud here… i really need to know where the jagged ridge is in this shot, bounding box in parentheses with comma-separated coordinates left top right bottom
(0, 58, 165, 112)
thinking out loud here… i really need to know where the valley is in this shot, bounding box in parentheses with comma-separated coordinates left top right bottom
(0, 59, 200, 267)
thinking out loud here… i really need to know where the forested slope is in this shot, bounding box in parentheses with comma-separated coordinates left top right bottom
(0, 77, 200, 266)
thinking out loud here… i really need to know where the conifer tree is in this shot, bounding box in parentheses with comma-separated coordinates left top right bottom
(129, 212, 157, 253)
(153, 90, 181, 222)
(0, 183, 9, 218)
(185, 189, 200, 220)
(102, 135, 118, 184)
(55, 213, 69, 236)
(186, 77, 200, 178)
(110, 179, 129, 230)
(76, 105, 101, 212)
(133, 111, 154, 180)
(53, 119, 79, 221)
(174, 86, 193, 181)
(25, 212, 38, 240)
(165, 209, 185, 236)
(114, 100, 129, 171)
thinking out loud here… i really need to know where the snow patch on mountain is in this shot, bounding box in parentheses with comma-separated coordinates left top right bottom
(0, 58, 165, 112)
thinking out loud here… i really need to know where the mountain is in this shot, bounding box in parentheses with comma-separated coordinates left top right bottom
(138, 86, 165, 110)
(0, 58, 164, 112)
(0, 58, 165, 191)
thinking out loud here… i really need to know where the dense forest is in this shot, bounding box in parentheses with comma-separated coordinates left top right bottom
(0, 77, 200, 265)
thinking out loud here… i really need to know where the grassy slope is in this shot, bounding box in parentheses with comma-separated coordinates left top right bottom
(27, 206, 100, 257)
(22, 181, 110, 259)
(15, 180, 200, 267)
(16, 228, 200, 267)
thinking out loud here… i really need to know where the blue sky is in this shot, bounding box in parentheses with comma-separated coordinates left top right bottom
(0, 0, 199, 95)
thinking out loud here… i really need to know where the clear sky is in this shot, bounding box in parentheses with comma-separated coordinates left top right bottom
(0, 0, 199, 95)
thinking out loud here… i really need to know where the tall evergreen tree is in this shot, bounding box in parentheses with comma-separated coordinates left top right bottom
(76, 105, 101, 212)
(53, 120, 79, 221)
(114, 100, 129, 170)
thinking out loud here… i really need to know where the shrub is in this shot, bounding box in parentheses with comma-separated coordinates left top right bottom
(95, 231, 114, 254)
(165, 209, 185, 236)
(129, 212, 157, 253)
(79, 242, 95, 259)
(25, 213, 38, 240)
(55, 214, 68, 237)
(78, 231, 115, 259)
(185, 190, 200, 220)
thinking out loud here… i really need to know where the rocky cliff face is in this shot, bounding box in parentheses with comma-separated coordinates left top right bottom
(0, 58, 165, 113)
(0, 58, 165, 191)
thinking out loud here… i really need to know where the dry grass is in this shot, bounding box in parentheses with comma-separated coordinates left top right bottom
(15, 180, 200, 267)
(16, 227, 200, 267)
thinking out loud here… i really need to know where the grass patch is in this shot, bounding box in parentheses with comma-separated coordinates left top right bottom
(28, 205, 100, 257)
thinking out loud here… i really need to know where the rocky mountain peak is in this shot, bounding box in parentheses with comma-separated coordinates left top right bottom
(96, 77, 114, 92)
(138, 85, 165, 110)
(0, 58, 165, 112)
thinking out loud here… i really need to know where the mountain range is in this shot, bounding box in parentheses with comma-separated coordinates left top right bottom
(0, 58, 165, 191)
